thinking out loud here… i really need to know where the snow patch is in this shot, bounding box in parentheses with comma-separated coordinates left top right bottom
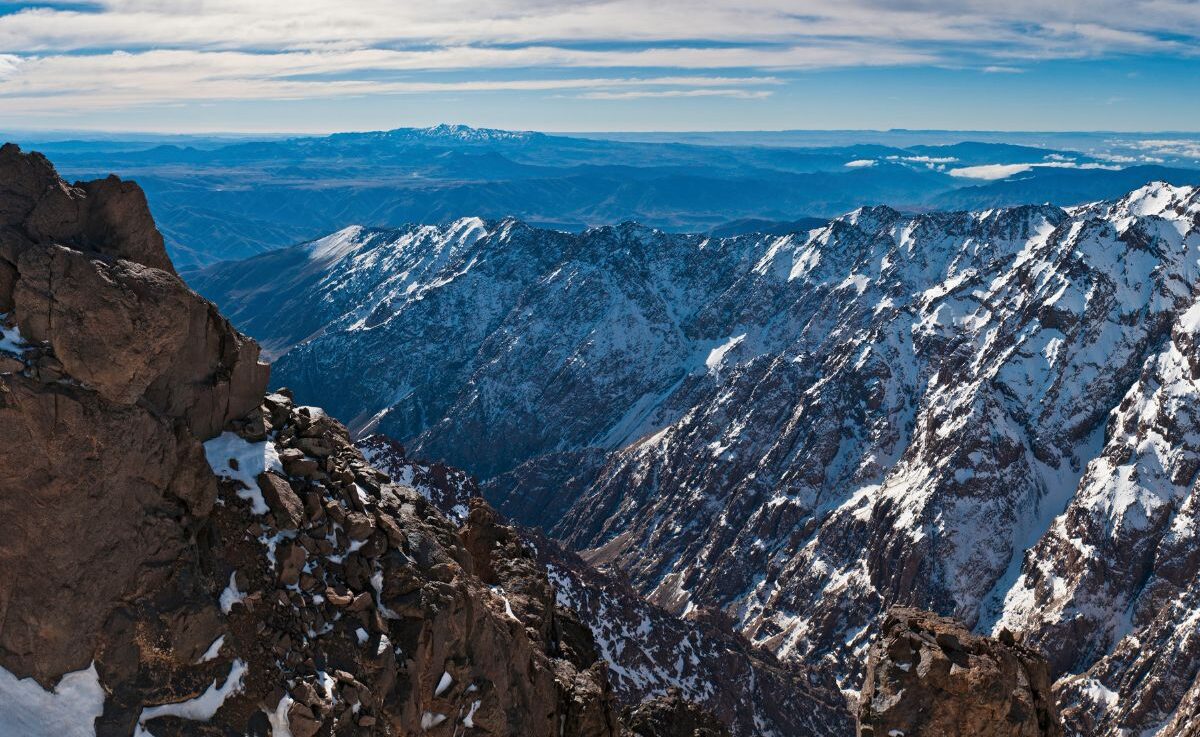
(266, 694, 294, 737)
(196, 635, 225, 663)
(0, 318, 25, 355)
(308, 225, 365, 262)
(0, 662, 106, 737)
(203, 433, 283, 514)
(219, 571, 245, 614)
(705, 334, 745, 372)
(135, 660, 247, 733)
(463, 699, 482, 728)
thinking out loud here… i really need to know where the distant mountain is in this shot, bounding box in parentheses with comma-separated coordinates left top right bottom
(196, 183, 1200, 736)
(19, 125, 1195, 269)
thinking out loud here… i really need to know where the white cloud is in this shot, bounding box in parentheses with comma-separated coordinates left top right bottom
(844, 159, 876, 168)
(0, 48, 786, 112)
(1133, 139, 1200, 159)
(948, 161, 1123, 180)
(885, 155, 959, 163)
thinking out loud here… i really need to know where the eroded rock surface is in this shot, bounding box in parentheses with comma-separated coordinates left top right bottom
(0, 143, 269, 685)
(858, 607, 1061, 737)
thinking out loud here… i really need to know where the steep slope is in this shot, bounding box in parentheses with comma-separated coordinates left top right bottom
(356, 434, 854, 737)
(0, 144, 630, 737)
(196, 182, 1200, 735)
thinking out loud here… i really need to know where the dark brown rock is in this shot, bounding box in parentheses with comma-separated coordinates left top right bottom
(0, 374, 207, 682)
(277, 542, 308, 587)
(344, 511, 375, 541)
(622, 688, 731, 737)
(257, 472, 305, 530)
(0, 143, 268, 437)
(280, 448, 321, 478)
(857, 607, 1062, 737)
(0, 256, 15, 312)
(288, 701, 322, 737)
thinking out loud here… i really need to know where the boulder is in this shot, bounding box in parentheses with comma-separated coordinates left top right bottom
(621, 688, 731, 737)
(857, 607, 1062, 737)
(257, 472, 305, 529)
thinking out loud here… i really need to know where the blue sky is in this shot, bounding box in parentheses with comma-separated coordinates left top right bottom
(0, 1, 1197, 133)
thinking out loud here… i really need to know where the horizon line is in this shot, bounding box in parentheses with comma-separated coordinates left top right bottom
(3, 124, 1200, 140)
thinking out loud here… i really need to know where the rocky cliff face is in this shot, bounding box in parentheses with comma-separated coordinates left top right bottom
(0, 144, 635, 737)
(194, 182, 1200, 735)
(858, 608, 1061, 737)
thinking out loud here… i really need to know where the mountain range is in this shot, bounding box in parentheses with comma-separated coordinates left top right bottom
(194, 180, 1200, 736)
(11, 125, 1199, 270)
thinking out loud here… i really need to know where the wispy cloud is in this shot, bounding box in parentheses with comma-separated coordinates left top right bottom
(0, 0, 1197, 119)
(578, 89, 772, 100)
(0, 50, 783, 112)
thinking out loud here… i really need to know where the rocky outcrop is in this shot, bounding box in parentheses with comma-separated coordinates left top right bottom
(187, 395, 622, 737)
(858, 608, 1061, 737)
(0, 142, 269, 686)
(620, 689, 730, 737)
(0, 144, 623, 736)
(356, 434, 855, 737)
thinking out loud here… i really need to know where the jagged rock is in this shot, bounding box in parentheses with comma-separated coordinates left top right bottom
(256, 472, 304, 529)
(0, 372, 213, 682)
(287, 701, 321, 737)
(0, 257, 15, 311)
(276, 541, 308, 586)
(364, 434, 854, 737)
(280, 447, 321, 478)
(621, 688, 731, 737)
(858, 607, 1062, 737)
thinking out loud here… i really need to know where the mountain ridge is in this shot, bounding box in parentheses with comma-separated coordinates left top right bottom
(195, 179, 1200, 736)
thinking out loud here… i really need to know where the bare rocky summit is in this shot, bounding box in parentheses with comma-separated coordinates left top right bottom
(858, 607, 1061, 737)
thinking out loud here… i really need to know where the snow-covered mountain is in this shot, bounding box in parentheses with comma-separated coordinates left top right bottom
(194, 182, 1200, 736)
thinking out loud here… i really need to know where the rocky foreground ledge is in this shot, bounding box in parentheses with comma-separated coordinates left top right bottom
(0, 143, 628, 736)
